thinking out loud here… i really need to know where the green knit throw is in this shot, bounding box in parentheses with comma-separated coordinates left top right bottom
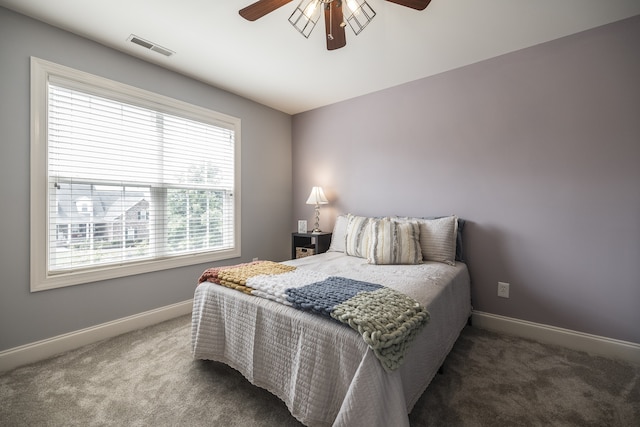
(331, 287, 430, 372)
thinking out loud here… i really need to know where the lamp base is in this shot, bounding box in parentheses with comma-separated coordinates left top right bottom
(311, 204, 322, 234)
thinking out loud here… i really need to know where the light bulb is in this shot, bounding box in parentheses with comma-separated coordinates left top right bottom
(304, 0, 320, 18)
(346, 0, 359, 14)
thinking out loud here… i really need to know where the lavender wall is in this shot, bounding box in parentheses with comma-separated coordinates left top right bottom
(0, 8, 292, 352)
(292, 15, 640, 343)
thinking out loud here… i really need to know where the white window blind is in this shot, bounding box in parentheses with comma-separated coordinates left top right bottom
(31, 57, 241, 291)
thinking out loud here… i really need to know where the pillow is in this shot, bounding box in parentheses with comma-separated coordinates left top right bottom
(367, 218, 422, 265)
(424, 216, 466, 262)
(327, 214, 348, 252)
(417, 216, 458, 265)
(344, 214, 371, 258)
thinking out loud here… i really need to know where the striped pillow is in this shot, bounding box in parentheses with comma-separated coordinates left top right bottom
(344, 214, 371, 258)
(367, 218, 422, 265)
(417, 216, 458, 265)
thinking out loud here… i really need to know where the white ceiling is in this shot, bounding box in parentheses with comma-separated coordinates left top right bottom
(2, 0, 639, 114)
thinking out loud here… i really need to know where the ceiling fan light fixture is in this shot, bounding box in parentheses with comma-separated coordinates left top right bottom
(344, 0, 376, 35)
(289, 0, 323, 38)
(241, 0, 429, 50)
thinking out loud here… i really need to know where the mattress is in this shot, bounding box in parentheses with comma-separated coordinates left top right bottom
(191, 252, 471, 427)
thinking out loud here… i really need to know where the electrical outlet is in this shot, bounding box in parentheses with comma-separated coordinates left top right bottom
(252, 257, 259, 262)
(498, 282, 510, 298)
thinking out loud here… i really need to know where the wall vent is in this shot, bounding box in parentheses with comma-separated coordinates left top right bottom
(127, 35, 174, 57)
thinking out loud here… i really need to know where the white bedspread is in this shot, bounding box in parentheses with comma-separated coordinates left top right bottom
(191, 252, 471, 427)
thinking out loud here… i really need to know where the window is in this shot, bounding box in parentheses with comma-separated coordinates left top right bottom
(30, 57, 241, 291)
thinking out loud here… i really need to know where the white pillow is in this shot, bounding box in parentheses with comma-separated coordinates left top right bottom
(327, 214, 348, 252)
(367, 218, 422, 265)
(417, 216, 458, 265)
(344, 214, 371, 258)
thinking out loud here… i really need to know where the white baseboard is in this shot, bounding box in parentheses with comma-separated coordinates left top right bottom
(0, 299, 193, 373)
(472, 311, 640, 366)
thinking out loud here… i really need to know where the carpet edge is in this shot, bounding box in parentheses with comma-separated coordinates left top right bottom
(0, 299, 193, 373)
(472, 310, 640, 366)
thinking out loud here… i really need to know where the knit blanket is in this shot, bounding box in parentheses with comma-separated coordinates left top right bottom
(198, 261, 430, 371)
(198, 261, 258, 284)
(198, 261, 296, 294)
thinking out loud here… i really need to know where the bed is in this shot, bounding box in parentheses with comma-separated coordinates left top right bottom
(191, 214, 471, 427)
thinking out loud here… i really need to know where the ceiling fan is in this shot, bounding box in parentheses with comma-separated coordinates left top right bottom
(239, 0, 432, 51)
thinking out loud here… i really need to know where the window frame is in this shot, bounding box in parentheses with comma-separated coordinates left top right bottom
(30, 57, 241, 292)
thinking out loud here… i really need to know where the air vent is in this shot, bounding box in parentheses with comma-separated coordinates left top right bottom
(127, 34, 174, 57)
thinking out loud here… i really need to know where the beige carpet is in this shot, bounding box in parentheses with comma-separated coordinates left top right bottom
(1, 315, 638, 426)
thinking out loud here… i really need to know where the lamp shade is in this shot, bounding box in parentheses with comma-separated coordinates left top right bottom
(306, 186, 328, 205)
(289, 0, 322, 38)
(345, 0, 376, 35)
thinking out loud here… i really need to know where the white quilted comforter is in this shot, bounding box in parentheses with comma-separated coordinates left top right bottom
(191, 252, 471, 427)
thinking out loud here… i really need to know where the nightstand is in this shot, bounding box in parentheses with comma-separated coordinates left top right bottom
(291, 232, 332, 259)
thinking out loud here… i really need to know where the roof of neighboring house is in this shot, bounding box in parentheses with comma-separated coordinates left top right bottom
(55, 183, 147, 224)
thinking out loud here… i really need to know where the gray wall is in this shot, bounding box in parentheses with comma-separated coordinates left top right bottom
(0, 8, 292, 351)
(292, 15, 640, 344)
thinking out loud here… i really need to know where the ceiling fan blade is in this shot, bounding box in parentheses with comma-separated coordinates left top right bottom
(325, 1, 346, 50)
(239, 0, 293, 21)
(385, 0, 431, 11)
